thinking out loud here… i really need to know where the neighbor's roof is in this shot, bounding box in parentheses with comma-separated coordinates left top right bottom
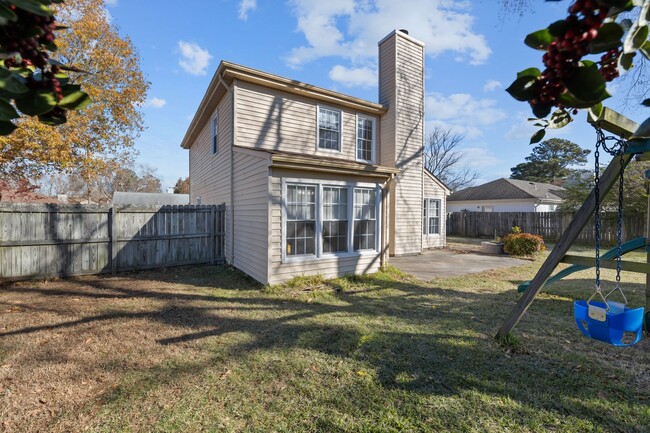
(113, 192, 190, 206)
(448, 178, 565, 202)
(181, 61, 387, 150)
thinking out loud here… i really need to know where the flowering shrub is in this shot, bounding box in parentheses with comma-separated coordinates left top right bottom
(502, 232, 545, 257)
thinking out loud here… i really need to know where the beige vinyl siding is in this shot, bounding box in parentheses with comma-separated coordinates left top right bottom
(392, 34, 425, 255)
(189, 91, 233, 261)
(267, 168, 384, 285)
(234, 80, 376, 163)
(422, 172, 447, 249)
(232, 148, 270, 284)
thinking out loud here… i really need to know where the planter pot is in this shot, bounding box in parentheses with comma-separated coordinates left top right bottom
(481, 241, 504, 255)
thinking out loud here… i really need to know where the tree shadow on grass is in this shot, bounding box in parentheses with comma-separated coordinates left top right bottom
(1, 268, 649, 432)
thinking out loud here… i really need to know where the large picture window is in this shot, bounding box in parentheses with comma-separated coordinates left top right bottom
(356, 115, 375, 162)
(286, 185, 316, 256)
(318, 107, 341, 151)
(423, 198, 441, 235)
(283, 181, 380, 261)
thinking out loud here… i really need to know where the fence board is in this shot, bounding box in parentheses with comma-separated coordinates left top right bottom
(446, 211, 646, 245)
(0, 203, 225, 281)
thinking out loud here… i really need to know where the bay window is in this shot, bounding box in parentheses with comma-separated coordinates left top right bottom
(353, 188, 376, 250)
(286, 185, 316, 256)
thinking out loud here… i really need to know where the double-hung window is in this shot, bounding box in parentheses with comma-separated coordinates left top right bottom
(423, 198, 441, 235)
(356, 115, 375, 163)
(318, 107, 341, 151)
(353, 188, 377, 250)
(322, 187, 348, 253)
(283, 182, 380, 261)
(286, 185, 316, 256)
(211, 114, 219, 155)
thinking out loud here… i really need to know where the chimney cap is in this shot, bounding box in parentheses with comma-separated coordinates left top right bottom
(399, 29, 409, 35)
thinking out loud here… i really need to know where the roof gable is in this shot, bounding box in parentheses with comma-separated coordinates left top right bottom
(448, 178, 565, 202)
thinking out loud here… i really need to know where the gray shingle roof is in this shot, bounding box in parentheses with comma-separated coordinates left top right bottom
(448, 178, 565, 202)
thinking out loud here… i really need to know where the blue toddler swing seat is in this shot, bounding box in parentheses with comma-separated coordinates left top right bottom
(574, 295, 644, 347)
(573, 126, 644, 347)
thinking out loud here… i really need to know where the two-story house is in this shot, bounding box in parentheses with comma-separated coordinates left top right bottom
(181, 30, 450, 284)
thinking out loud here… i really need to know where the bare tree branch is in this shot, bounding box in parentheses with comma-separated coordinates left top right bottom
(423, 126, 481, 191)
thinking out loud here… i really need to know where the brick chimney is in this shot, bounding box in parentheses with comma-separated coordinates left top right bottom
(378, 29, 425, 255)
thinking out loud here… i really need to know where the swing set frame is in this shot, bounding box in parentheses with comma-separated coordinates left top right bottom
(496, 108, 650, 340)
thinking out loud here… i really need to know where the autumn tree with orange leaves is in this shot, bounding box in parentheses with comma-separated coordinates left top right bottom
(0, 0, 148, 185)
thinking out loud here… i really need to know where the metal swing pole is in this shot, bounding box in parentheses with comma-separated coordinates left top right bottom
(645, 169, 650, 334)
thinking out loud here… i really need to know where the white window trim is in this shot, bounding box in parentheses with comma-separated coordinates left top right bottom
(211, 112, 219, 155)
(316, 105, 343, 154)
(281, 178, 381, 264)
(355, 114, 376, 164)
(423, 198, 441, 236)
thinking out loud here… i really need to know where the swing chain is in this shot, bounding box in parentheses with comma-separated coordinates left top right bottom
(594, 128, 601, 288)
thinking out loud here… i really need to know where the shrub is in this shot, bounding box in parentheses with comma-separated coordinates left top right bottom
(502, 232, 545, 256)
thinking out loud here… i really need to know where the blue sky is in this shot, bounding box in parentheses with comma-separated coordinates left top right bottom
(104, 0, 644, 190)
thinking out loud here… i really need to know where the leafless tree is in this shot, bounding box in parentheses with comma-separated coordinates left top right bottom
(423, 127, 481, 192)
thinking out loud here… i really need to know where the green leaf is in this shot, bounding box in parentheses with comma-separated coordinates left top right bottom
(58, 85, 91, 110)
(530, 128, 546, 144)
(506, 74, 544, 102)
(618, 51, 636, 71)
(10, 0, 53, 16)
(0, 120, 16, 135)
(38, 110, 66, 125)
(0, 4, 18, 25)
(524, 28, 554, 51)
(548, 109, 572, 129)
(0, 98, 19, 120)
(624, 24, 649, 53)
(595, 0, 634, 9)
(642, 98, 650, 107)
(589, 102, 604, 118)
(589, 22, 624, 54)
(548, 20, 569, 38)
(564, 63, 610, 105)
(15, 88, 58, 116)
(532, 104, 552, 119)
(517, 67, 541, 79)
(0, 69, 29, 96)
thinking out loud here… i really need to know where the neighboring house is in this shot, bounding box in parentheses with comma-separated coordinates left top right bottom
(113, 192, 190, 206)
(0, 189, 59, 203)
(181, 29, 449, 284)
(447, 178, 565, 213)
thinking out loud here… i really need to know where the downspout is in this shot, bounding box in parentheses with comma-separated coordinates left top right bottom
(219, 73, 236, 266)
(381, 172, 395, 268)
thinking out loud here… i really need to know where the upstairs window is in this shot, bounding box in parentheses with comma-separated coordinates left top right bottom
(318, 107, 341, 151)
(423, 198, 441, 235)
(356, 115, 375, 162)
(211, 114, 219, 155)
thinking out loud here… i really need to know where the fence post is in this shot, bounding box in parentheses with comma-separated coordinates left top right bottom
(210, 205, 216, 265)
(110, 207, 118, 275)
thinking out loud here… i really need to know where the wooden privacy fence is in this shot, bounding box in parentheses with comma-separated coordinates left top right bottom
(446, 211, 646, 245)
(0, 203, 225, 281)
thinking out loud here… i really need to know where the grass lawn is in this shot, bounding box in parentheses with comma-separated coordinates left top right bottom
(1, 240, 649, 432)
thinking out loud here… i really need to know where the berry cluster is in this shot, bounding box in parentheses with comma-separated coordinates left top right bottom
(0, 3, 65, 114)
(531, 0, 618, 113)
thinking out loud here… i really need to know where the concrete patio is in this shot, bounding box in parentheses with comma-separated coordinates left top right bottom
(390, 248, 529, 281)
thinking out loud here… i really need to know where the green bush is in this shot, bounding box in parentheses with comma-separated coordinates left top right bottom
(502, 232, 545, 256)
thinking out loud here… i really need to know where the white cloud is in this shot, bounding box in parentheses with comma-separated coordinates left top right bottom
(146, 97, 167, 108)
(425, 92, 507, 139)
(505, 110, 575, 141)
(328, 65, 376, 87)
(105, 0, 118, 5)
(483, 79, 502, 92)
(239, 0, 257, 20)
(177, 41, 212, 76)
(459, 146, 501, 169)
(286, 0, 490, 68)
